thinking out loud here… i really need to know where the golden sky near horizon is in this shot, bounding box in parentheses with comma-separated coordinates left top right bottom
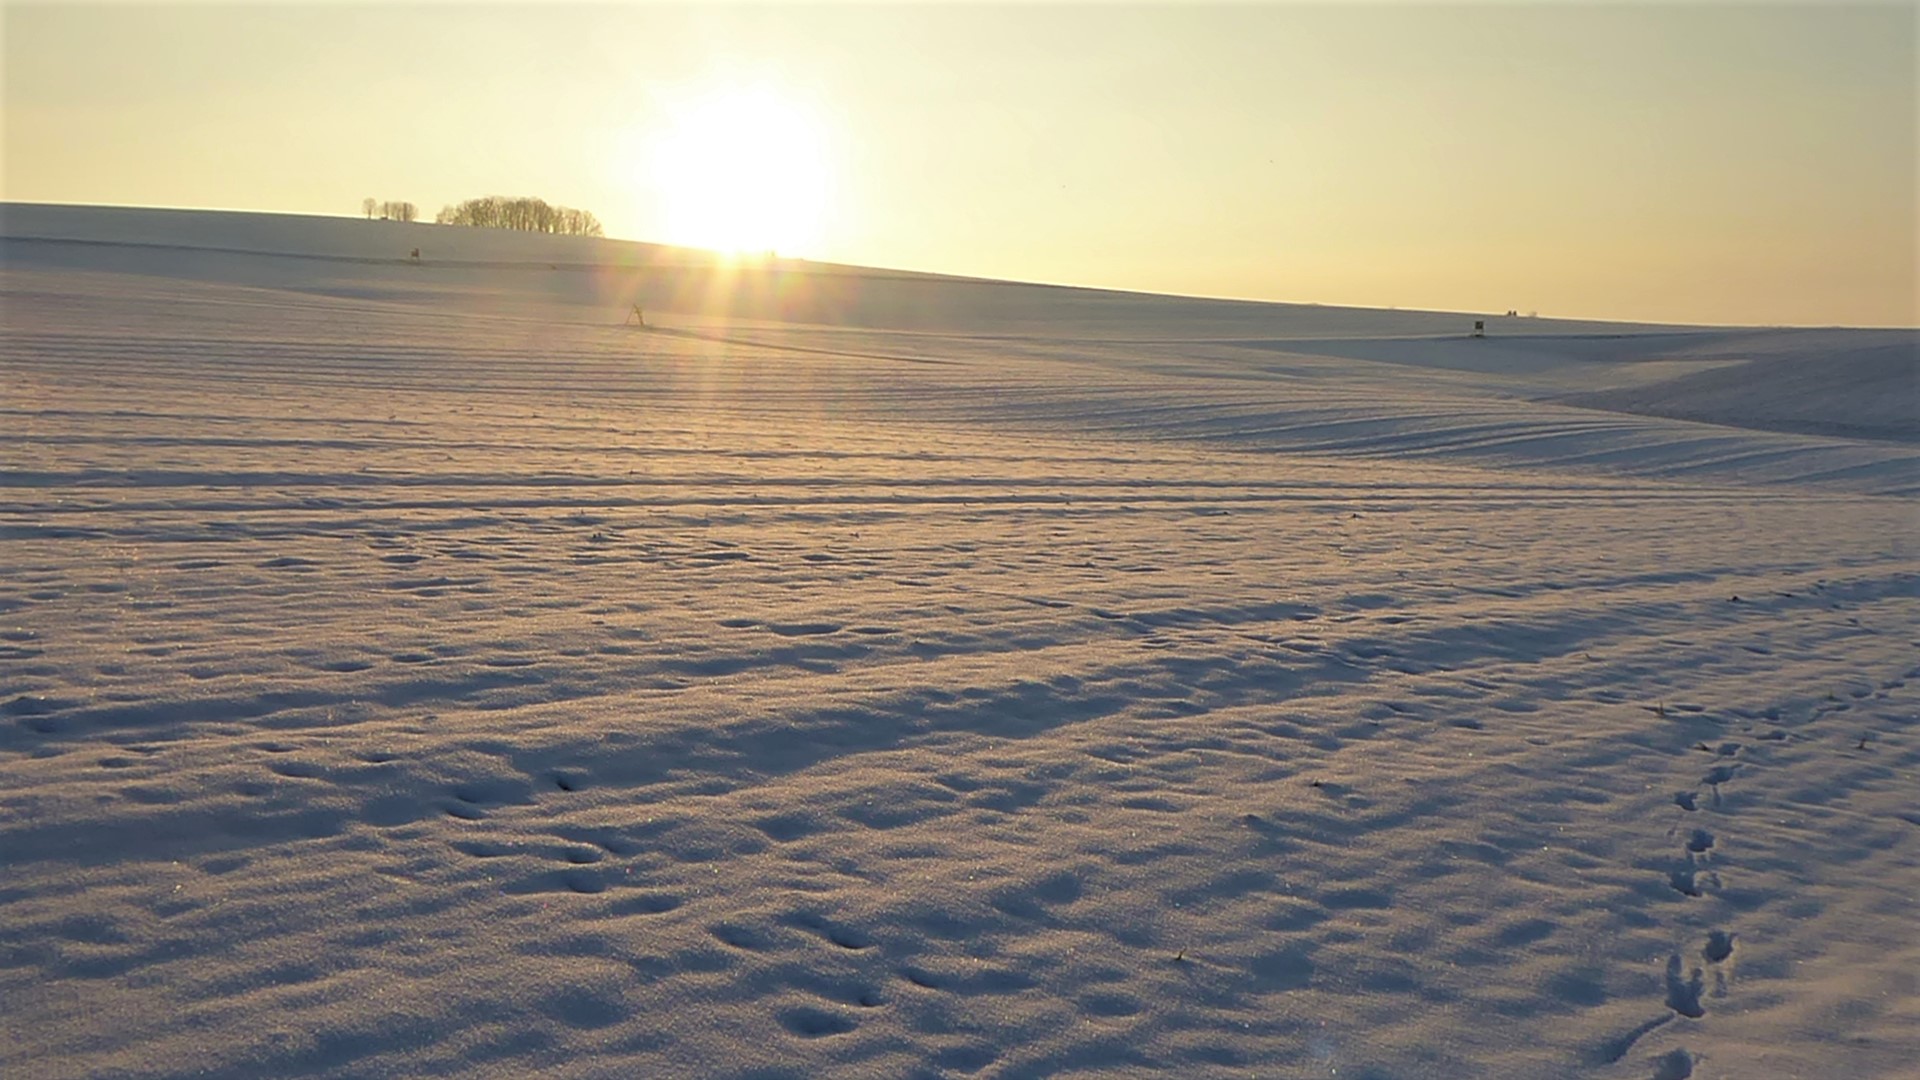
(3, 2, 1914, 327)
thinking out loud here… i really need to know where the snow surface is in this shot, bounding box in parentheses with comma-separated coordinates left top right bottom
(1, 203, 1916, 1079)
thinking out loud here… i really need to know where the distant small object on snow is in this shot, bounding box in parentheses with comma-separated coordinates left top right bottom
(1472, 320, 1485, 338)
(626, 304, 650, 329)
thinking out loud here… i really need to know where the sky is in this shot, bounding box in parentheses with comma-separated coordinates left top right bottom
(3, 2, 1915, 327)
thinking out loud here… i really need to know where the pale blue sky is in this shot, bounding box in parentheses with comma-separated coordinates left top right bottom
(5, 3, 1914, 326)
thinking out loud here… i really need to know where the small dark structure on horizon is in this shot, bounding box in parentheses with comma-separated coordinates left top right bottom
(1472, 320, 1485, 338)
(626, 304, 649, 329)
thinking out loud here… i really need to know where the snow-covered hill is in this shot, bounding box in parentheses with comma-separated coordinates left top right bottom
(2, 205, 1915, 1080)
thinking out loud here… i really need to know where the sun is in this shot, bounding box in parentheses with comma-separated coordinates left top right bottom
(646, 85, 833, 257)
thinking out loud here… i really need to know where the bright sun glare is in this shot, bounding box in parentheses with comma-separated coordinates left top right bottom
(647, 85, 832, 257)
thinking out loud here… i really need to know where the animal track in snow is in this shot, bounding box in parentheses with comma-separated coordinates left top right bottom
(1663, 954, 1705, 1018)
(1699, 763, 1740, 807)
(1668, 867, 1706, 898)
(1650, 1047, 1694, 1080)
(1703, 929, 1735, 963)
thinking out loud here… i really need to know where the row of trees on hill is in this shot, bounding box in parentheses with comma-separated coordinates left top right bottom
(362, 198, 418, 222)
(434, 196, 604, 237)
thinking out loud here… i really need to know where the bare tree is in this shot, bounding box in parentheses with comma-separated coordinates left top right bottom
(364, 198, 418, 223)
(434, 196, 603, 237)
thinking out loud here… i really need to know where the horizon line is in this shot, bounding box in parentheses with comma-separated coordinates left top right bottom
(3, 198, 1913, 334)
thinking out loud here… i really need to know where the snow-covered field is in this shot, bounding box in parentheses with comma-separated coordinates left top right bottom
(2, 204, 1915, 1080)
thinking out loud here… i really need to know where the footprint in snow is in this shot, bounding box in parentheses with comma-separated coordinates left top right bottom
(1700, 764, 1739, 805)
(1663, 954, 1705, 1018)
(1650, 1047, 1695, 1080)
(1668, 866, 1708, 898)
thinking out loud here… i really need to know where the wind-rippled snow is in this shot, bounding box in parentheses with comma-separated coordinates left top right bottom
(2, 205, 1915, 1079)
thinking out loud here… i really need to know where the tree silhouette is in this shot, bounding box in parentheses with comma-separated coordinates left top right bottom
(435, 196, 603, 237)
